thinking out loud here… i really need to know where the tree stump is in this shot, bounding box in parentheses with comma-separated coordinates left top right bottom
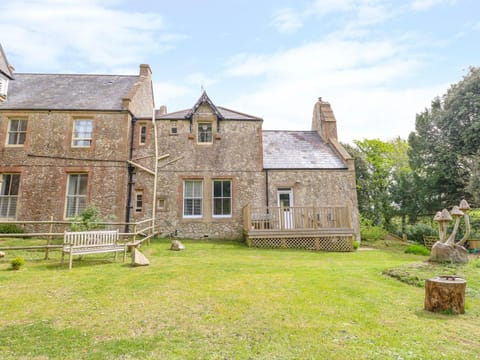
(425, 276, 466, 314)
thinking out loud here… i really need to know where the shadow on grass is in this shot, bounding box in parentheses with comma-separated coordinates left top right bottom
(414, 309, 465, 320)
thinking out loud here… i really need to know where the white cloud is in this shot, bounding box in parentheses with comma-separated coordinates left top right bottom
(153, 82, 192, 110)
(0, 0, 183, 73)
(307, 0, 356, 16)
(186, 72, 217, 88)
(272, 0, 394, 38)
(410, 0, 456, 11)
(271, 8, 303, 33)
(223, 37, 435, 142)
(226, 39, 406, 80)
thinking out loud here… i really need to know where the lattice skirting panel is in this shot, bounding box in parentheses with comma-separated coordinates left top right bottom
(247, 235, 353, 252)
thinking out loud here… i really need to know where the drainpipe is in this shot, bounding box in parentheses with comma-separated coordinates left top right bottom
(125, 111, 137, 233)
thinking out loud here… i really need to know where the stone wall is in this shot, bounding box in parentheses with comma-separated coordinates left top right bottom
(0, 66, 155, 226)
(266, 169, 360, 240)
(153, 106, 265, 239)
(0, 110, 130, 222)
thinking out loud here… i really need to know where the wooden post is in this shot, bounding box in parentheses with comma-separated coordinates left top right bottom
(280, 203, 284, 230)
(425, 276, 466, 314)
(243, 204, 251, 231)
(132, 223, 137, 243)
(346, 203, 352, 229)
(44, 216, 54, 260)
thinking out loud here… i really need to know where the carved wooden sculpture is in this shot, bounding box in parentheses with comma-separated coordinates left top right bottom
(429, 200, 470, 264)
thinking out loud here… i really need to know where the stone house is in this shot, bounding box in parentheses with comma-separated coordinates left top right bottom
(0, 44, 359, 247)
(0, 44, 155, 228)
(154, 92, 360, 245)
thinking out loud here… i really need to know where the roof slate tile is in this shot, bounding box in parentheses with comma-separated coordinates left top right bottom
(262, 131, 346, 169)
(0, 73, 139, 110)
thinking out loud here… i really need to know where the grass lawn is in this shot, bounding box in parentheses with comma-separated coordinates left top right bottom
(1, 238, 479, 359)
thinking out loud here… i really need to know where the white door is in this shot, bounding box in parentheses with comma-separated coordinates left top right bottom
(277, 188, 293, 229)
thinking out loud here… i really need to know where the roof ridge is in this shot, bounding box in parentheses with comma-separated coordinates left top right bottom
(15, 72, 139, 77)
(263, 130, 316, 133)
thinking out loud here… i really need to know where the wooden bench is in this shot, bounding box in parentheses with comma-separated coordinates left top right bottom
(61, 230, 126, 270)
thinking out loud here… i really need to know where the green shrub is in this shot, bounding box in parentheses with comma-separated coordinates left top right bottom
(359, 216, 387, 241)
(10, 256, 25, 270)
(0, 224, 25, 234)
(353, 241, 360, 250)
(404, 244, 430, 256)
(70, 205, 104, 232)
(404, 223, 437, 243)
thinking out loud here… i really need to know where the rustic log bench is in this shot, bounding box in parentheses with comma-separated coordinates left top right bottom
(61, 230, 126, 270)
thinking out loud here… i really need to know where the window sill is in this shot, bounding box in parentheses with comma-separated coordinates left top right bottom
(3, 145, 25, 148)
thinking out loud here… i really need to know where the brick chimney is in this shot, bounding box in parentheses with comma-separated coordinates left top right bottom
(311, 97, 338, 142)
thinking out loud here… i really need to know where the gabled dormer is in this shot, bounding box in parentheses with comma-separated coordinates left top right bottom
(185, 91, 224, 144)
(0, 44, 15, 101)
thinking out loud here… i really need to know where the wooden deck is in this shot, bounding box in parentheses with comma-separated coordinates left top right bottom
(243, 205, 355, 252)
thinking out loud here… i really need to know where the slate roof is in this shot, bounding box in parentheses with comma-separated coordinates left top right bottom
(262, 131, 347, 169)
(156, 106, 262, 121)
(0, 73, 140, 110)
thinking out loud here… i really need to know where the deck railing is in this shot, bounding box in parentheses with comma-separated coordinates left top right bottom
(243, 204, 352, 232)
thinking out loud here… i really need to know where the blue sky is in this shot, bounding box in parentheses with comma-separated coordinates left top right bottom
(1, 0, 479, 142)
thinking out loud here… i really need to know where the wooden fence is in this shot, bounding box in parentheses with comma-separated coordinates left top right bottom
(0, 217, 160, 259)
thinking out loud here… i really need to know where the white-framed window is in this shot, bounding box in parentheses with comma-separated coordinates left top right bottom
(0, 173, 20, 219)
(135, 190, 143, 212)
(65, 174, 88, 218)
(183, 180, 203, 218)
(198, 122, 212, 143)
(7, 119, 27, 145)
(139, 124, 147, 145)
(212, 180, 232, 217)
(72, 119, 93, 147)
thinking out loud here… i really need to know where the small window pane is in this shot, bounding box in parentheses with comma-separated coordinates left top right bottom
(0, 174, 20, 219)
(198, 123, 212, 143)
(135, 190, 143, 212)
(212, 180, 232, 217)
(140, 125, 147, 144)
(7, 119, 27, 145)
(72, 119, 93, 147)
(66, 174, 88, 218)
(183, 180, 202, 217)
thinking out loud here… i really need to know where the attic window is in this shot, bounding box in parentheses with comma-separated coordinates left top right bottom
(198, 122, 212, 143)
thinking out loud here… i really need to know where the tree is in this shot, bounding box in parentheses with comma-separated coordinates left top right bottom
(408, 67, 480, 212)
(344, 138, 411, 228)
